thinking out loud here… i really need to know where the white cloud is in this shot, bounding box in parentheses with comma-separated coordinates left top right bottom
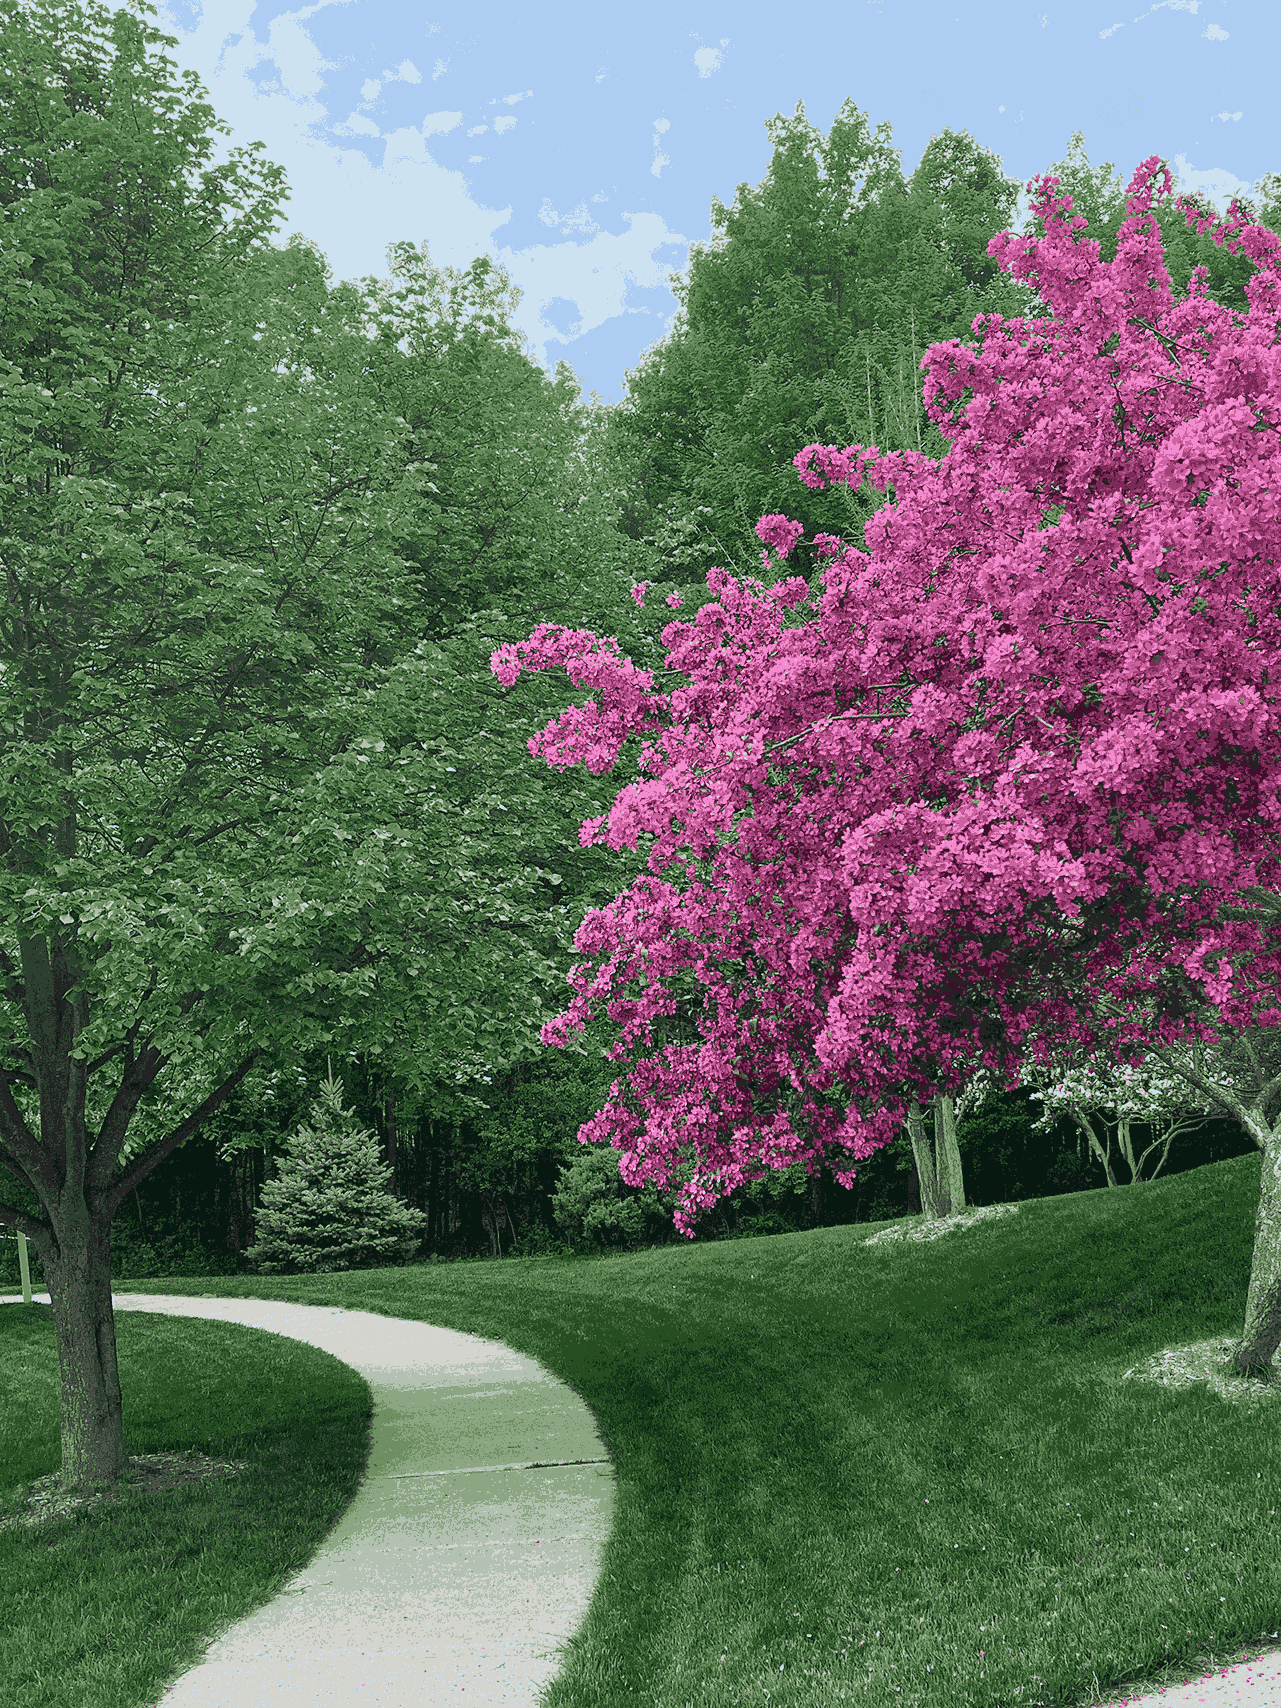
(361, 77, 380, 101)
(651, 116, 671, 178)
(335, 110, 380, 137)
(467, 124, 487, 135)
(1172, 153, 1256, 213)
(1211, 111, 1244, 122)
(151, 0, 512, 285)
(498, 211, 686, 370)
(494, 115, 516, 135)
(539, 200, 600, 236)
(1203, 21, 1228, 38)
(386, 59, 421, 84)
(468, 154, 484, 163)
(1102, 0, 1208, 36)
(147, 1, 685, 392)
(693, 46, 723, 77)
(432, 56, 448, 80)
(595, 67, 607, 82)
(499, 90, 532, 104)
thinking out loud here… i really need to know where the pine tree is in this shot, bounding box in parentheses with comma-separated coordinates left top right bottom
(245, 1064, 426, 1274)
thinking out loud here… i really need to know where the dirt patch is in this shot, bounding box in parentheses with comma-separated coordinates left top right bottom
(0, 1450, 249, 1534)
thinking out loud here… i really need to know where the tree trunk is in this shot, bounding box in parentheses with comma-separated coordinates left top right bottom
(384, 1088, 397, 1197)
(936, 1095, 966, 1217)
(906, 1096, 966, 1220)
(906, 1100, 941, 1218)
(1073, 1108, 1119, 1187)
(1233, 1127, 1281, 1377)
(39, 1208, 130, 1493)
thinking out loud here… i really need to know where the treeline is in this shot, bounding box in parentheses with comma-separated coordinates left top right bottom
(0, 13, 1273, 1290)
(2, 1058, 1258, 1286)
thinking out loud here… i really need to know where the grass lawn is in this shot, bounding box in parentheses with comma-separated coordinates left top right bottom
(3, 1149, 1280, 1708)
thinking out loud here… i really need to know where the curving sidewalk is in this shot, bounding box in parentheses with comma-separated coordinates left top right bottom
(4, 1292, 616, 1707)
(8, 1283, 1279, 1706)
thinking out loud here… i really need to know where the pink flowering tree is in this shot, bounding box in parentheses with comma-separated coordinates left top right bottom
(493, 159, 1281, 1375)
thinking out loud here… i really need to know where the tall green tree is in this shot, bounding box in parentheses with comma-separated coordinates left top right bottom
(606, 100, 1032, 594)
(0, 0, 637, 1496)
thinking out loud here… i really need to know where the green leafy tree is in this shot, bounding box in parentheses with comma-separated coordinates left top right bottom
(243, 1063, 425, 1273)
(551, 1144, 678, 1254)
(0, 0, 635, 1499)
(343, 240, 645, 643)
(606, 100, 1031, 593)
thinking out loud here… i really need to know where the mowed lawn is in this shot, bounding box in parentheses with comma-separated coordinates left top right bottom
(3, 1149, 1279, 1708)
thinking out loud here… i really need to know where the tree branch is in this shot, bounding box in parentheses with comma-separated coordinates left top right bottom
(0, 1200, 52, 1242)
(101, 1046, 267, 1217)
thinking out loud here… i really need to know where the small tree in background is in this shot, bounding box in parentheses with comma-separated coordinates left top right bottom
(244, 1065, 426, 1274)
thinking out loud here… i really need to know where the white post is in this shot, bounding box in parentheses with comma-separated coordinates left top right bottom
(17, 1230, 32, 1305)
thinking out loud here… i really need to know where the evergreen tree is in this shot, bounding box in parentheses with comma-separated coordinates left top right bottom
(244, 1064, 426, 1274)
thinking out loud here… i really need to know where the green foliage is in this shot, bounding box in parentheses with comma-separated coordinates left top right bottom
(1026, 132, 1281, 314)
(243, 1066, 425, 1274)
(348, 244, 643, 643)
(606, 100, 1031, 593)
(0, 0, 653, 1275)
(549, 1140, 698, 1254)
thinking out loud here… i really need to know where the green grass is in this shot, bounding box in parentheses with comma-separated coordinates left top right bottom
(0, 1311, 373, 1708)
(4, 1152, 1281, 1708)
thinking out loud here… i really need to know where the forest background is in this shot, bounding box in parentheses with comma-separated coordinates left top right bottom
(2, 7, 1277, 1289)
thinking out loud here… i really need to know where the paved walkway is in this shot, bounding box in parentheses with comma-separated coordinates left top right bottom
(3, 1291, 616, 1706)
(9, 1288, 1279, 1706)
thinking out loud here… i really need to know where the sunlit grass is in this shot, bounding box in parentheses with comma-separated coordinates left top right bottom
(3, 1150, 1278, 1707)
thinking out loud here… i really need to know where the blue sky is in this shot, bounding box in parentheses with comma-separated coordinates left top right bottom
(153, 0, 1275, 405)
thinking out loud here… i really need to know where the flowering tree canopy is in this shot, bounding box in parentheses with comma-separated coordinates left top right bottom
(493, 159, 1281, 1257)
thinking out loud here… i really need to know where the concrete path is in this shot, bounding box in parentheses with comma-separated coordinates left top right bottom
(11, 1289, 1279, 1707)
(1082, 1650, 1281, 1706)
(2, 1291, 616, 1707)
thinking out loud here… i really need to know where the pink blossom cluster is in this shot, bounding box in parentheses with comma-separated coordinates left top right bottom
(492, 159, 1281, 1236)
(756, 512, 806, 569)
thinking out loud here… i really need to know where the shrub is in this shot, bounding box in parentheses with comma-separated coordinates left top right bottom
(552, 1145, 676, 1253)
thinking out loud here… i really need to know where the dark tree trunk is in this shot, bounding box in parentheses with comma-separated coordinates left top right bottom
(810, 1165, 824, 1228)
(37, 1208, 130, 1492)
(428, 1135, 440, 1250)
(384, 1088, 397, 1197)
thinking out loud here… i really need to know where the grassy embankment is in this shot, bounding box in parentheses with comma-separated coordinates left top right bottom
(2, 1149, 1279, 1708)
